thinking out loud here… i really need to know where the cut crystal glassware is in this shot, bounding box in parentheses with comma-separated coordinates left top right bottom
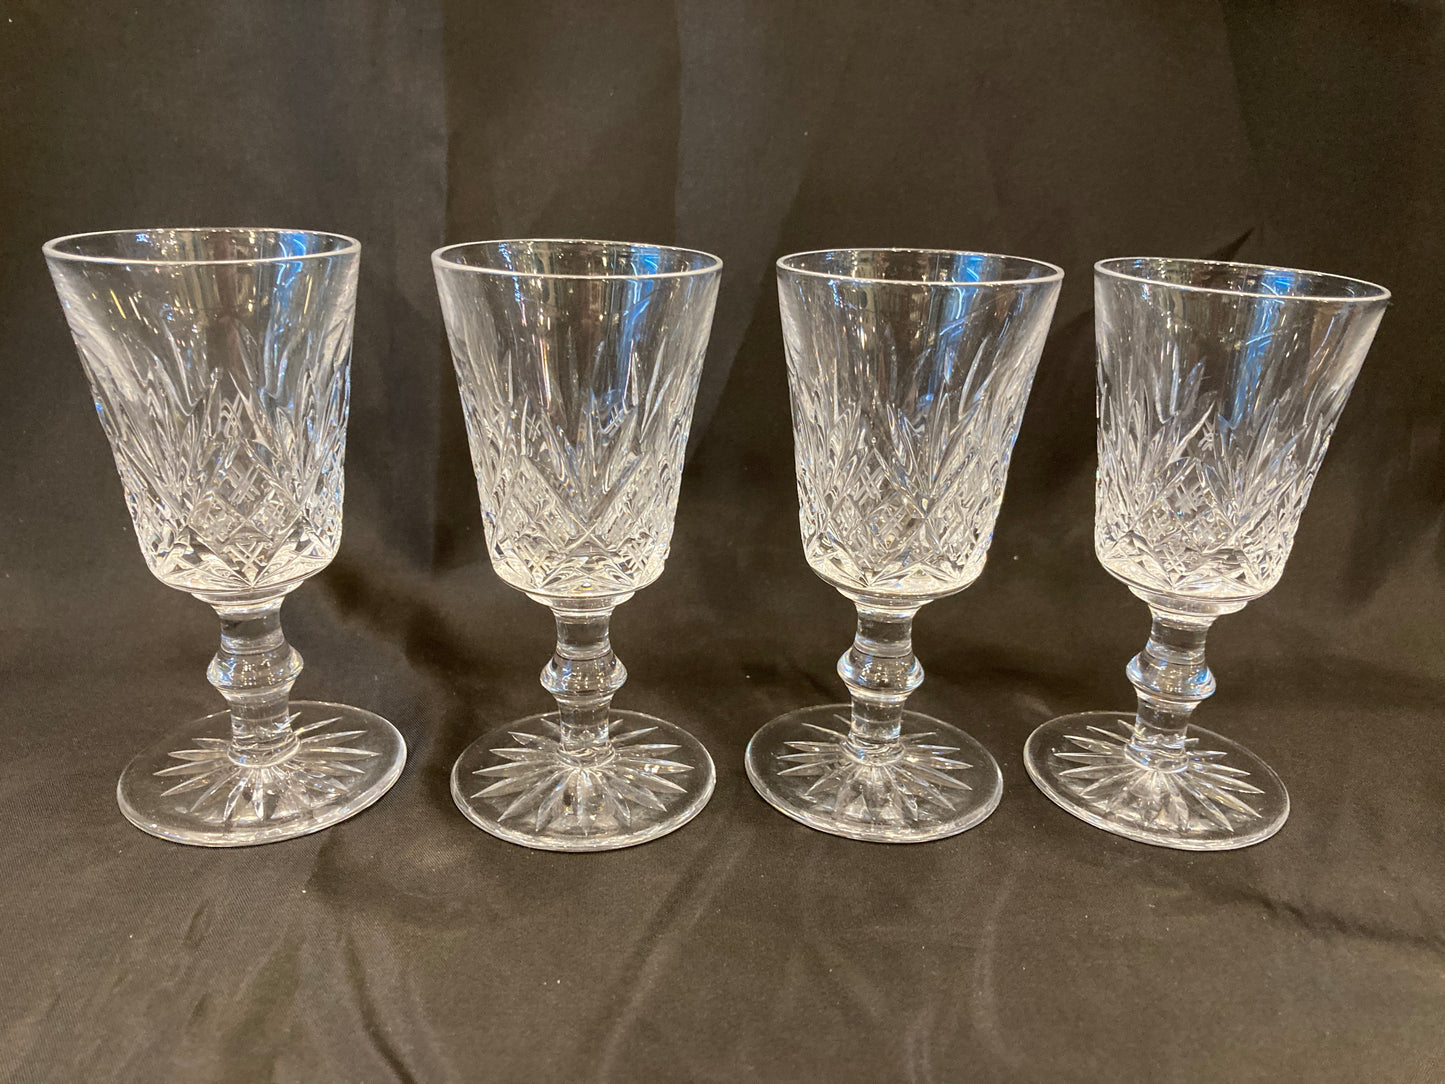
(1025, 257, 1389, 850)
(45, 228, 406, 847)
(434, 239, 722, 851)
(746, 248, 1063, 843)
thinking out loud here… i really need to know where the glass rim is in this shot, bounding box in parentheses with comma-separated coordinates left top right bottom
(776, 247, 1065, 287)
(432, 238, 723, 279)
(1095, 256, 1391, 303)
(42, 227, 361, 267)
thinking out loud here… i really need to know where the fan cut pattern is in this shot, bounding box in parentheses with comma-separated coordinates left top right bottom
(1050, 718, 1266, 835)
(1094, 316, 1358, 602)
(468, 721, 695, 835)
(57, 262, 354, 597)
(446, 282, 710, 599)
(153, 713, 381, 827)
(787, 297, 1049, 599)
(772, 715, 977, 828)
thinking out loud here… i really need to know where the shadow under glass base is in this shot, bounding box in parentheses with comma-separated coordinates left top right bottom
(745, 704, 1003, 843)
(117, 700, 407, 847)
(451, 710, 716, 852)
(1024, 711, 1288, 851)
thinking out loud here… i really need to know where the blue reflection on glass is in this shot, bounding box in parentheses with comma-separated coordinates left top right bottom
(265, 233, 333, 408)
(274, 229, 313, 261)
(951, 252, 991, 284)
(628, 246, 663, 278)
(1223, 269, 1299, 432)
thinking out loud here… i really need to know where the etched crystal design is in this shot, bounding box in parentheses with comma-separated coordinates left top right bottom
(49, 242, 355, 598)
(1093, 260, 1382, 602)
(438, 247, 717, 599)
(1051, 718, 1264, 834)
(468, 720, 694, 834)
(784, 262, 1056, 598)
(154, 713, 381, 826)
(774, 715, 976, 826)
(469, 359, 694, 596)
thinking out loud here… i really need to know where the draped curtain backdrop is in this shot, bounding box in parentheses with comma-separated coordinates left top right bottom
(1, 1, 1442, 1079)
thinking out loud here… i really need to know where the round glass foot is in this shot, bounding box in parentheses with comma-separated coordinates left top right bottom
(117, 700, 407, 847)
(451, 711, 716, 851)
(745, 704, 1003, 843)
(1024, 711, 1289, 850)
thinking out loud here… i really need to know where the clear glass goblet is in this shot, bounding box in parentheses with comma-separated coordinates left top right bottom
(44, 228, 407, 847)
(434, 239, 722, 851)
(746, 249, 1063, 843)
(1025, 257, 1389, 850)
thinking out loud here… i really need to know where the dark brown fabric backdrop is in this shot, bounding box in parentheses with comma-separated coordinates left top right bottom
(1, 1, 1442, 1079)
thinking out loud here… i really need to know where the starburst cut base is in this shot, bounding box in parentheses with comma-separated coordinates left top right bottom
(1024, 711, 1288, 850)
(451, 711, 716, 852)
(117, 701, 406, 847)
(745, 705, 1003, 843)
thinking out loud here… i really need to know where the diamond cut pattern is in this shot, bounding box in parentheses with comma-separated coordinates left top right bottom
(438, 268, 716, 598)
(51, 254, 356, 596)
(1094, 278, 1377, 601)
(782, 275, 1057, 597)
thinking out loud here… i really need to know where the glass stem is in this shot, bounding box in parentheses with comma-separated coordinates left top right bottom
(541, 601, 627, 758)
(1125, 608, 1219, 771)
(207, 597, 303, 767)
(838, 603, 924, 757)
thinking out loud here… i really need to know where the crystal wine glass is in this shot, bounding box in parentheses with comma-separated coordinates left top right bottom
(746, 248, 1063, 843)
(1024, 257, 1389, 850)
(44, 228, 407, 847)
(434, 239, 722, 851)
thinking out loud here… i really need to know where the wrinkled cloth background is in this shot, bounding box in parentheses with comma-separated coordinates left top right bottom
(2, 1, 1443, 1080)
